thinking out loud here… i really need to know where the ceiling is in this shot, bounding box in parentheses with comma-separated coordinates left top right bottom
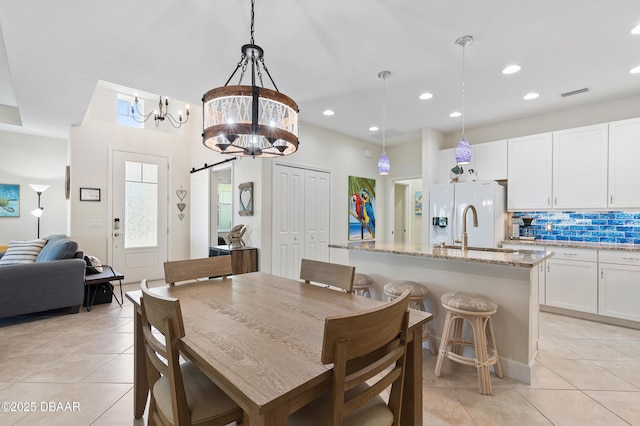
(1, 1, 639, 143)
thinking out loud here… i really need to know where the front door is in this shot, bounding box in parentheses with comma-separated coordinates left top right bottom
(111, 150, 168, 283)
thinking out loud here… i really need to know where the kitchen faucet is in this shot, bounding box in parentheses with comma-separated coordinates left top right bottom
(455, 204, 478, 251)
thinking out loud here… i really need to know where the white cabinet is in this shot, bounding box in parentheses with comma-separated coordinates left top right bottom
(546, 248, 598, 314)
(474, 140, 507, 181)
(599, 250, 640, 322)
(552, 124, 608, 209)
(437, 147, 475, 184)
(507, 133, 553, 210)
(502, 243, 546, 304)
(608, 117, 640, 208)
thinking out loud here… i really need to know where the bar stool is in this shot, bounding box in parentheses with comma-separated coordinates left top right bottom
(383, 280, 437, 355)
(434, 291, 503, 395)
(353, 273, 373, 298)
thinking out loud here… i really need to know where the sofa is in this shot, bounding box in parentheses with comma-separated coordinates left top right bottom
(0, 235, 86, 319)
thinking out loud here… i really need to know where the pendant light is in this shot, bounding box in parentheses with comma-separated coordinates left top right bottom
(377, 70, 391, 175)
(202, 0, 299, 158)
(455, 35, 473, 165)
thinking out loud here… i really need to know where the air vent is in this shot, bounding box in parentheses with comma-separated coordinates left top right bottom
(369, 129, 404, 140)
(561, 88, 589, 97)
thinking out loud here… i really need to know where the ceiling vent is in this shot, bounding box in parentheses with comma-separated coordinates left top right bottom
(561, 87, 589, 98)
(369, 129, 404, 140)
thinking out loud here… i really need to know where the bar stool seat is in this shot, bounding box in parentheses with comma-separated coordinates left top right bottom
(353, 273, 373, 298)
(383, 280, 436, 355)
(434, 291, 503, 395)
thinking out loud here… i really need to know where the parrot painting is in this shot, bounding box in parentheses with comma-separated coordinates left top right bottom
(360, 189, 375, 230)
(351, 193, 364, 220)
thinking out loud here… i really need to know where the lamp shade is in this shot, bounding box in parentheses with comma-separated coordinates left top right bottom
(377, 152, 390, 175)
(29, 184, 49, 193)
(456, 137, 471, 164)
(31, 208, 43, 218)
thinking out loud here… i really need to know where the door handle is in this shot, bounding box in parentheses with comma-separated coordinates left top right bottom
(114, 233, 120, 237)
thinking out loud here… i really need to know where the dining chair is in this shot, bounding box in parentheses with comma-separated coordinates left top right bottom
(299, 258, 356, 293)
(289, 289, 411, 426)
(164, 256, 232, 286)
(140, 279, 243, 426)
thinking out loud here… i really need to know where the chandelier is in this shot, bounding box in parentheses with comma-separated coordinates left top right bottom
(202, 0, 299, 158)
(131, 96, 189, 128)
(455, 35, 473, 165)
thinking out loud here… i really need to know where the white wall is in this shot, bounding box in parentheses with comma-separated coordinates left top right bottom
(69, 84, 198, 262)
(0, 130, 68, 242)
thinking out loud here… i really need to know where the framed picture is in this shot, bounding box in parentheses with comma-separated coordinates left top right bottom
(238, 182, 253, 216)
(80, 187, 101, 202)
(348, 176, 376, 241)
(0, 183, 20, 217)
(415, 191, 423, 215)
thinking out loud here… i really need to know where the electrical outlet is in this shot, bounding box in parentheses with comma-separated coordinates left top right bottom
(546, 222, 553, 232)
(89, 219, 103, 228)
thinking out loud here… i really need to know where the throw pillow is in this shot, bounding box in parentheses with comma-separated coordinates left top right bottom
(84, 255, 104, 274)
(35, 237, 78, 262)
(0, 239, 47, 265)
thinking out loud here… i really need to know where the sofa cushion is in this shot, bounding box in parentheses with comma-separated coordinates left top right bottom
(35, 237, 78, 262)
(0, 239, 47, 265)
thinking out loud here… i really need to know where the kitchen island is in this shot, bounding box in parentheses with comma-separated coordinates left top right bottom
(330, 241, 553, 384)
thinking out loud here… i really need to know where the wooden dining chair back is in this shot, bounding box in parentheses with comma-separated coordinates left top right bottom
(140, 279, 242, 426)
(300, 258, 356, 293)
(290, 290, 411, 426)
(164, 256, 232, 286)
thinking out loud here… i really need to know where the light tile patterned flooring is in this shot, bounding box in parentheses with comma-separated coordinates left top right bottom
(1, 282, 640, 425)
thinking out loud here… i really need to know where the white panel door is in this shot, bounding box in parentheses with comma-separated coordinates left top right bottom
(111, 150, 168, 283)
(272, 164, 304, 279)
(609, 117, 640, 208)
(304, 169, 330, 261)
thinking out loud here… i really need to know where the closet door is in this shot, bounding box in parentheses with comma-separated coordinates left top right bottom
(273, 164, 330, 279)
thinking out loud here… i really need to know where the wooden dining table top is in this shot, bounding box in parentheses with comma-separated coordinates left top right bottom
(126, 271, 431, 423)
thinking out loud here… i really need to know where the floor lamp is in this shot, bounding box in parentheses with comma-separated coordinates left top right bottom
(29, 184, 49, 239)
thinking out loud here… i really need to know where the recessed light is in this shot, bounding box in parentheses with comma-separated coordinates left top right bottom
(630, 65, 640, 74)
(450, 111, 461, 118)
(523, 92, 539, 100)
(369, 126, 379, 132)
(419, 92, 433, 100)
(502, 65, 521, 75)
(631, 24, 640, 35)
(323, 109, 334, 116)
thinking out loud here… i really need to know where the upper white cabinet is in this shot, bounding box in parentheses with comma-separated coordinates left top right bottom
(608, 117, 640, 208)
(507, 133, 553, 210)
(437, 147, 475, 184)
(474, 140, 507, 181)
(552, 124, 608, 209)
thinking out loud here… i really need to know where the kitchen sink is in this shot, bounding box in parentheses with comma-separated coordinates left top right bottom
(436, 245, 518, 253)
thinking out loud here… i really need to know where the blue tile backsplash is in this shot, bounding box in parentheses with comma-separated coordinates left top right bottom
(514, 211, 640, 245)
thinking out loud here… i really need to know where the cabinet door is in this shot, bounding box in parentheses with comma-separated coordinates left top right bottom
(546, 259, 598, 313)
(507, 133, 553, 210)
(474, 140, 507, 181)
(553, 124, 608, 209)
(599, 263, 640, 321)
(609, 117, 640, 208)
(437, 147, 476, 184)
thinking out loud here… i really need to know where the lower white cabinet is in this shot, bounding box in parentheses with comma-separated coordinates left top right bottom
(599, 251, 640, 322)
(545, 248, 598, 314)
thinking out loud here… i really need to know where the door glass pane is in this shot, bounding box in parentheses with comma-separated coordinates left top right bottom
(125, 161, 158, 248)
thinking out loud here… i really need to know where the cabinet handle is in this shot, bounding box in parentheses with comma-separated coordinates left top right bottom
(554, 196, 558, 206)
(601, 267, 604, 279)
(562, 253, 577, 256)
(547, 264, 550, 273)
(547, 196, 551, 206)
(623, 257, 640, 262)
(610, 194, 614, 205)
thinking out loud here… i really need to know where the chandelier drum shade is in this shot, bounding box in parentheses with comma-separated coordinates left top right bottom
(202, 1, 299, 158)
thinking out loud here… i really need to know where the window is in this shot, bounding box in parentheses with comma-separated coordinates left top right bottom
(117, 94, 144, 128)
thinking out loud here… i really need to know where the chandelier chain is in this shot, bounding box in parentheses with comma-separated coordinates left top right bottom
(250, 0, 255, 44)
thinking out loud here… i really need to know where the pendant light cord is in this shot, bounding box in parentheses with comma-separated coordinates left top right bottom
(461, 40, 466, 139)
(382, 73, 387, 155)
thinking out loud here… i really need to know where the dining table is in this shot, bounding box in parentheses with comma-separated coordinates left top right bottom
(126, 271, 432, 425)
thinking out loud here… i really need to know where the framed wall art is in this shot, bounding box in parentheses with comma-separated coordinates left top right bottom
(238, 182, 253, 216)
(348, 176, 376, 241)
(0, 183, 20, 217)
(80, 187, 101, 201)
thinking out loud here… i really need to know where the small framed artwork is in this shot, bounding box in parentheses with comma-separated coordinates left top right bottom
(415, 191, 423, 216)
(80, 187, 101, 202)
(0, 183, 20, 217)
(238, 182, 253, 216)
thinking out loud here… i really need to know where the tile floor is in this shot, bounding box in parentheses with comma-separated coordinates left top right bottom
(1, 282, 639, 425)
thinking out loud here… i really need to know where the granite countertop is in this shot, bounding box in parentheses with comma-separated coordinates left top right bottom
(501, 239, 640, 252)
(329, 241, 552, 268)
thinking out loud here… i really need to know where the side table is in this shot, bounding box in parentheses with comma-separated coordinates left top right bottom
(84, 265, 124, 311)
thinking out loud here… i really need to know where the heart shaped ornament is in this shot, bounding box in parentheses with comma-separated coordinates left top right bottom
(176, 189, 187, 201)
(177, 203, 186, 212)
(178, 213, 185, 221)
(240, 188, 252, 210)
